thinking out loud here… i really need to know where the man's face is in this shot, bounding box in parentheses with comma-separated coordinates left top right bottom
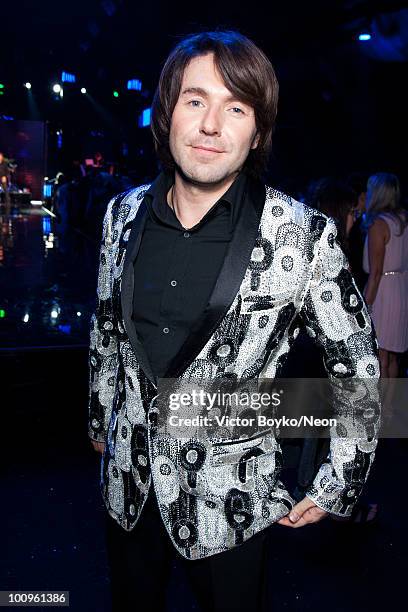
(169, 53, 259, 186)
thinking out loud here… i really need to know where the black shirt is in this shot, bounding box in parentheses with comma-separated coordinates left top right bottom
(132, 169, 248, 379)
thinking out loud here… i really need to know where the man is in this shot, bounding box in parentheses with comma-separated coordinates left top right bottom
(88, 31, 380, 612)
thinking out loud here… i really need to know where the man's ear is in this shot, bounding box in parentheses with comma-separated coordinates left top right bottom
(251, 131, 260, 150)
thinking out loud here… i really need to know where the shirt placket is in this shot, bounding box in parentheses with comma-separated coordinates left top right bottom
(156, 228, 193, 339)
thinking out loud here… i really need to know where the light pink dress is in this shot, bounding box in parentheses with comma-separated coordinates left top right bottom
(363, 212, 408, 352)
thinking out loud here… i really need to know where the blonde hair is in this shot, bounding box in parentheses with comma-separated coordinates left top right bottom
(365, 172, 407, 235)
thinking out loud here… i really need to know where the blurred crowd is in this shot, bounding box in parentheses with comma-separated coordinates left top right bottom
(282, 171, 407, 524)
(50, 161, 408, 385)
(306, 172, 408, 382)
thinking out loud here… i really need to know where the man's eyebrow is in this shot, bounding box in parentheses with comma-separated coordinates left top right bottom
(180, 87, 243, 103)
(181, 87, 209, 97)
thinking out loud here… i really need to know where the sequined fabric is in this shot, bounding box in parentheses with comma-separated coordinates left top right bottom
(88, 184, 380, 560)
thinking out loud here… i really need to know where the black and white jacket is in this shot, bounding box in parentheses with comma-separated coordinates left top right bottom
(88, 173, 380, 560)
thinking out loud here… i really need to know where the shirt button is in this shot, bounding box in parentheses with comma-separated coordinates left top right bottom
(170, 280, 177, 287)
(163, 327, 170, 334)
(183, 231, 190, 238)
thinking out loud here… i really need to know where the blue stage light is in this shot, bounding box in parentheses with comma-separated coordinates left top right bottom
(42, 217, 52, 233)
(43, 184, 52, 198)
(358, 33, 371, 41)
(61, 71, 76, 83)
(58, 324, 71, 334)
(127, 79, 142, 91)
(139, 107, 151, 127)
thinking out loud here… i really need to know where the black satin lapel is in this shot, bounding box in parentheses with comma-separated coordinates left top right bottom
(120, 199, 157, 386)
(164, 177, 266, 379)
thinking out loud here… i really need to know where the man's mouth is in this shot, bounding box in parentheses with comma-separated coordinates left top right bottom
(193, 146, 223, 156)
(192, 145, 224, 153)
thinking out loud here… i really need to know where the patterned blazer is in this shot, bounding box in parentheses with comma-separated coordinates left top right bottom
(88, 173, 381, 560)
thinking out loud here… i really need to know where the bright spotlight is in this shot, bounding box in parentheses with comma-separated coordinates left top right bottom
(358, 33, 371, 41)
(80, 87, 87, 94)
(24, 82, 32, 90)
(53, 84, 61, 93)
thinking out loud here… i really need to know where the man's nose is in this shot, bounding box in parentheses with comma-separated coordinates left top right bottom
(199, 106, 223, 136)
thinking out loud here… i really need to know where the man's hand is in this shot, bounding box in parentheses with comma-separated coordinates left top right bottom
(90, 439, 105, 454)
(277, 496, 329, 528)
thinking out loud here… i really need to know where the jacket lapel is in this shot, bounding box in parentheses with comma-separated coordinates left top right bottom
(120, 197, 157, 386)
(120, 174, 266, 384)
(164, 175, 266, 379)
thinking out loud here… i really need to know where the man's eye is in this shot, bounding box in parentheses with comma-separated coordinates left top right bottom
(189, 100, 203, 107)
(231, 107, 244, 114)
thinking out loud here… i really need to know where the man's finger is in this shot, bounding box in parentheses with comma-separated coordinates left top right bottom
(277, 510, 327, 528)
(285, 497, 315, 524)
(277, 500, 329, 527)
(277, 515, 310, 528)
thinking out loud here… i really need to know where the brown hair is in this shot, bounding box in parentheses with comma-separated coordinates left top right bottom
(150, 30, 279, 179)
(309, 177, 357, 253)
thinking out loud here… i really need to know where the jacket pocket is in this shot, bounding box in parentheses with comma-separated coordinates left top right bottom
(210, 429, 277, 466)
(242, 290, 295, 314)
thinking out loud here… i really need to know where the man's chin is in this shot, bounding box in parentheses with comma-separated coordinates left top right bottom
(175, 162, 236, 187)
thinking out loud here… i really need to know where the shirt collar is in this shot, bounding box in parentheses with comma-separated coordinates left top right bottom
(144, 169, 248, 232)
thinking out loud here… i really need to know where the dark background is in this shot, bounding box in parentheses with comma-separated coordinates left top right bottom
(1, 2, 407, 610)
(1, 0, 407, 194)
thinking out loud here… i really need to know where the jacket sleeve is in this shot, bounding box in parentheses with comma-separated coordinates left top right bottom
(88, 196, 119, 443)
(298, 215, 381, 516)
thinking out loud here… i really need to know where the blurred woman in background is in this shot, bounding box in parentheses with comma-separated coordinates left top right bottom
(363, 173, 408, 380)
